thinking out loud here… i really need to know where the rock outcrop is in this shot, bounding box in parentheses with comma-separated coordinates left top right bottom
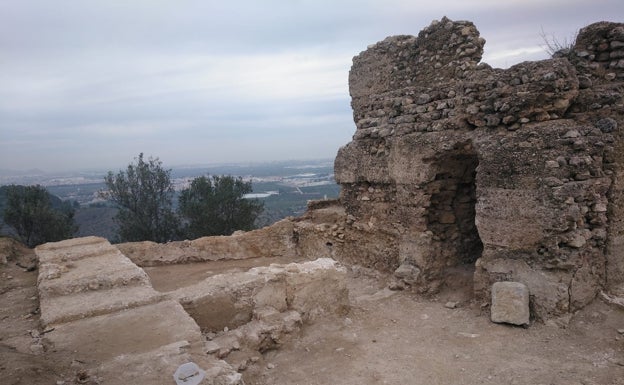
(334, 17, 624, 320)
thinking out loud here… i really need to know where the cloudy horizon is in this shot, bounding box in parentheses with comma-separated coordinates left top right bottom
(1, 1, 622, 172)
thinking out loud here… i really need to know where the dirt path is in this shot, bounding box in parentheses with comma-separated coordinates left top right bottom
(245, 270, 624, 385)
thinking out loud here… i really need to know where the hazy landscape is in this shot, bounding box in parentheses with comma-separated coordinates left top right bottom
(0, 159, 340, 241)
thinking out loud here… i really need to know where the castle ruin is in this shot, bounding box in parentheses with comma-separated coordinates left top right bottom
(31, 17, 624, 384)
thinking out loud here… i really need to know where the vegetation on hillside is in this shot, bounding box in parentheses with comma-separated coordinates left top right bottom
(1, 185, 77, 247)
(102, 153, 264, 243)
(103, 153, 181, 243)
(179, 175, 263, 238)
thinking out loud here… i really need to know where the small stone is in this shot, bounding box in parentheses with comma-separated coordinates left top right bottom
(611, 41, 624, 49)
(593, 203, 607, 212)
(545, 160, 560, 168)
(578, 76, 592, 89)
(563, 129, 580, 138)
(30, 343, 45, 355)
(388, 279, 407, 291)
(394, 263, 421, 285)
(543, 177, 564, 187)
(605, 73, 616, 80)
(491, 281, 530, 326)
(445, 301, 458, 309)
(617, 328, 624, 334)
(205, 341, 220, 354)
(595, 117, 617, 133)
(237, 359, 249, 371)
(417, 94, 431, 105)
(567, 233, 587, 248)
(266, 363, 275, 370)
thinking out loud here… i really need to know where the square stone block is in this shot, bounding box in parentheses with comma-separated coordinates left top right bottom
(491, 281, 530, 326)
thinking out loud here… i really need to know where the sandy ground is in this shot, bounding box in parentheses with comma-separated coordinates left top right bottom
(245, 267, 624, 385)
(2, 238, 624, 385)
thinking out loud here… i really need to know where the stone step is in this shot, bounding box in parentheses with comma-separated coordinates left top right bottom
(37, 240, 151, 299)
(35, 236, 110, 262)
(40, 285, 163, 327)
(45, 300, 205, 362)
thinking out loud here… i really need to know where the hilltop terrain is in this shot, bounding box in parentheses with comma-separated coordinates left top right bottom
(1, 237, 623, 384)
(3, 16, 624, 385)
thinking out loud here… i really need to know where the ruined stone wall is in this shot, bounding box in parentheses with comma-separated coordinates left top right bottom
(118, 219, 298, 266)
(335, 18, 624, 319)
(110, 18, 623, 321)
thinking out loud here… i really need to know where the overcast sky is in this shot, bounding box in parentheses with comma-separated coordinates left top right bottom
(1, 1, 622, 172)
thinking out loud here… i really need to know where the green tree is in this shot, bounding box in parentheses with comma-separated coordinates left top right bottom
(103, 153, 180, 243)
(178, 175, 263, 238)
(3, 185, 77, 247)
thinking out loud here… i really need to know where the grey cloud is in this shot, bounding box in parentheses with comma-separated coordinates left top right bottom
(1, 0, 623, 171)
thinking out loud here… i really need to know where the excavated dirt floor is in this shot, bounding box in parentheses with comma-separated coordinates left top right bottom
(143, 255, 308, 292)
(2, 238, 624, 385)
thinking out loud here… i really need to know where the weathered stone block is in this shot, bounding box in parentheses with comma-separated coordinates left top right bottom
(36, 237, 151, 299)
(491, 281, 530, 326)
(169, 258, 348, 331)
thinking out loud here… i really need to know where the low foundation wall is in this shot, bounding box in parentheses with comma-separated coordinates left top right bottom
(35, 236, 349, 384)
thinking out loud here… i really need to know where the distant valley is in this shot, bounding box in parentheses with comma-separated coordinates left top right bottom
(0, 159, 340, 242)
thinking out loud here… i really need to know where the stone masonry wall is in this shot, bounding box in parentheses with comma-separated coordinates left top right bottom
(335, 17, 624, 320)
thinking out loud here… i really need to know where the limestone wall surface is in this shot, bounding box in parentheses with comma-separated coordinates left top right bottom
(334, 17, 624, 320)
